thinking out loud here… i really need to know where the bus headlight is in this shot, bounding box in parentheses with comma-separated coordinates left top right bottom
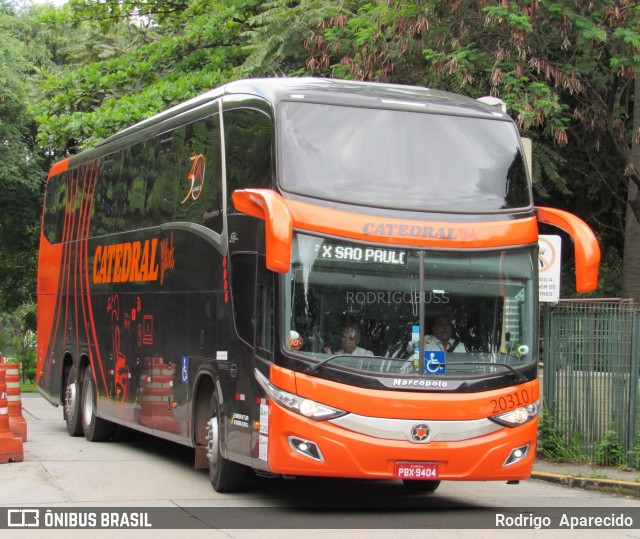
(490, 400, 539, 427)
(255, 369, 346, 421)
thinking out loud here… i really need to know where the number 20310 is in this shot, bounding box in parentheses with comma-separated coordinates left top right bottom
(490, 389, 530, 414)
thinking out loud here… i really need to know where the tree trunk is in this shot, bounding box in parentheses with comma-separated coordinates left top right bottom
(621, 75, 640, 300)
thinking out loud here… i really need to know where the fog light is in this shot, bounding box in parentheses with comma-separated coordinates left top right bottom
(503, 444, 530, 467)
(287, 436, 324, 462)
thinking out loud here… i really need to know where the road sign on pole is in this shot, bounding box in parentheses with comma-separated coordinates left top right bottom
(538, 235, 561, 303)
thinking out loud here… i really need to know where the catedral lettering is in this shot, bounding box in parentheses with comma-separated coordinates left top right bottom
(363, 222, 457, 239)
(37, 78, 600, 498)
(92, 239, 159, 284)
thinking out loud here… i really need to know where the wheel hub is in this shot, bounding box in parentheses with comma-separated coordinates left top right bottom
(205, 418, 218, 466)
(82, 379, 94, 426)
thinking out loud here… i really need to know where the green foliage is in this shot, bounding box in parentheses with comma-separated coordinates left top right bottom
(0, 1, 53, 311)
(19, 378, 38, 393)
(531, 143, 569, 199)
(0, 302, 37, 381)
(0, 323, 11, 356)
(633, 433, 640, 469)
(31, 0, 257, 152)
(277, 0, 640, 296)
(239, 0, 353, 77)
(537, 409, 585, 462)
(594, 428, 625, 467)
(482, 4, 533, 33)
(6, 0, 640, 301)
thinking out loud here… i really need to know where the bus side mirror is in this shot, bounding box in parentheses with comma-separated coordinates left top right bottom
(536, 206, 601, 293)
(232, 189, 293, 273)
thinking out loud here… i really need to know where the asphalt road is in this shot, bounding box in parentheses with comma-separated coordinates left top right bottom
(0, 393, 638, 538)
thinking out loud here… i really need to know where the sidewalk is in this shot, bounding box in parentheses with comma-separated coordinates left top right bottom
(531, 459, 640, 498)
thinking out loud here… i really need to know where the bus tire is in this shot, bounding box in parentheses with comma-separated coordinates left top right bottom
(64, 365, 83, 437)
(206, 394, 249, 493)
(402, 479, 441, 493)
(81, 365, 111, 442)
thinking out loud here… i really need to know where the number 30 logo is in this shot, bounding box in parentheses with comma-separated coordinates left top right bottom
(181, 154, 206, 204)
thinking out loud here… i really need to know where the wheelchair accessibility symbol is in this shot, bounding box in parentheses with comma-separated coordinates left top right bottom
(182, 356, 189, 383)
(424, 351, 446, 375)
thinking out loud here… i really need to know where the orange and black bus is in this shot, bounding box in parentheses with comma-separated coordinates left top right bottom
(37, 78, 600, 493)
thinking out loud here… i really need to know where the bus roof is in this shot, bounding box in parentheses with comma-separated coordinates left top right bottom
(95, 77, 511, 151)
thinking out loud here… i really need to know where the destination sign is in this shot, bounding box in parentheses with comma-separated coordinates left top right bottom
(317, 244, 407, 265)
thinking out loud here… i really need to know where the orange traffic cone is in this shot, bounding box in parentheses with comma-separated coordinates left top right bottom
(0, 368, 23, 463)
(0, 363, 27, 441)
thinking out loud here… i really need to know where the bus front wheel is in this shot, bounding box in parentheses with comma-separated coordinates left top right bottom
(64, 365, 83, 437)
(206, 394, 249, 493)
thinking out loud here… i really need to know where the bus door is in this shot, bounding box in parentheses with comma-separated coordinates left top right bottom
(251, 256, 275, 470)
(224, 252, 260, 465)
(223, 252, 274, 467)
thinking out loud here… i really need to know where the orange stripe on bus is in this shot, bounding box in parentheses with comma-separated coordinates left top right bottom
(47, 158, 70, 179)
(286, 198, 539, 248)
(233, 189, 539, 252)
(36, 235, 63, 385)
(270, 364, 540, 421)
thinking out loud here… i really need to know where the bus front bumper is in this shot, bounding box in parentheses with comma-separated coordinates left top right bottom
(265, 403, 538, 482)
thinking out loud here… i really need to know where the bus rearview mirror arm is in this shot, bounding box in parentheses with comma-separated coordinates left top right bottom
(232, 189, 293, 273)
(535, 206, 601, 293)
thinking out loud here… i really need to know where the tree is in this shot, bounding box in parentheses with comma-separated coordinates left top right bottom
(622, 76, 640, 299)
(0, 1, 51, 312)
(32, 0, 260, 152)
(0, 302, 37, 379)
(25, 0, 640, 298)
(245, 0, 638, 297)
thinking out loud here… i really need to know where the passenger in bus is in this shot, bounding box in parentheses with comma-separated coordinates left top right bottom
(323, 325, 374, 356)
(424, 315, 467, 353)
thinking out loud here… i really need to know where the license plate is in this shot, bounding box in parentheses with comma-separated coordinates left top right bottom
(395, 461, 439, 479)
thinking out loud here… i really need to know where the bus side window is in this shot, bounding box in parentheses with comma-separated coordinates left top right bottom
(224, 108, 272, 213)
(67, 167, 84, 232)
(256, 255, 274, 360)
(118, 140, 156, 231)
(175, 114, 223, 232)
(92, 153, 122, 236)
(43, 173, 66, 244)
(230, 253, 257, 345)
(143, 132, 180, 228)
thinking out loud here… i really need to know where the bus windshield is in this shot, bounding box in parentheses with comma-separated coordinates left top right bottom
(279, 102, 530, 212)
(284, 233, 537, 378)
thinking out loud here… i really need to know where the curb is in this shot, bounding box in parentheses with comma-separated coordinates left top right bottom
(531, 471, 640, 498)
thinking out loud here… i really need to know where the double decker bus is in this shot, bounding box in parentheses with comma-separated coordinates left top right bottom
(37, 78, 600, 493)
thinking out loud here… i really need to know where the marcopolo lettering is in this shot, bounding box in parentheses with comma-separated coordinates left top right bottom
(392, 378, 448, 388)
(93, 239, 159, 284)
(362, 222, 457, 240)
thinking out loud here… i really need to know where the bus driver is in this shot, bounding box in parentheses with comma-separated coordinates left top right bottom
(324, 325, 374, 356)
(424, 315, 467, 353)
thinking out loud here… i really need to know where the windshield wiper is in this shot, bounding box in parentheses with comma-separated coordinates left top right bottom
(458, 361, 528, 383)
(306, 354, 356, 374)
(305, 354, 397, 374)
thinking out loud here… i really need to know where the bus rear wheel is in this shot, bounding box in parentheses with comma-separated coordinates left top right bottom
(81, 365, 111, 442)
(64, 365, 83, 437)
(206, 394, 249, 493)
(402, 479, 441, 493)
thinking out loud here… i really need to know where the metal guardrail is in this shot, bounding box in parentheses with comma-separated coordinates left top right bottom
(541, 299, 640, 465)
